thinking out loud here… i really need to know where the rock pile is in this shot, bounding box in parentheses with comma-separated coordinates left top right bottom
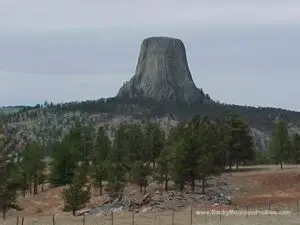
(124, 189, 233, 213)
(76, 175, 234, 216)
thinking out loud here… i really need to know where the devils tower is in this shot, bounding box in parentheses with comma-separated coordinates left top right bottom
(117, 37, 210, 104)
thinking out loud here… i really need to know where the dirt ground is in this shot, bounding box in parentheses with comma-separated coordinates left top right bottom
(3, 164, 300, 225)
(232, 165, 300, 208)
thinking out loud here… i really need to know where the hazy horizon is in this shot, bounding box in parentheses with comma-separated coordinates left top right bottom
(1, 1, 300, 111)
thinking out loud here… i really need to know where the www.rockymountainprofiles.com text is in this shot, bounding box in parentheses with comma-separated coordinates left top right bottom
(196, 210, 291, 216)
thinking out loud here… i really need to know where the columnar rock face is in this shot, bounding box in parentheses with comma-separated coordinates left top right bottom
(117, 37, 210, 104)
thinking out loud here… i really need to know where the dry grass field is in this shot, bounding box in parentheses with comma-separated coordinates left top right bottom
(232, 164, 300, 207)
(2, 164, 300, 225)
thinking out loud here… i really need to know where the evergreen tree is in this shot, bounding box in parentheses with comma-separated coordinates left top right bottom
(184, 116, 203, 192)
(21, 141, 44, 195)
(154, 146, 171, 191)
(292, 133, 300, 164)
(144, 122, 165, 168)
(168, 124, 189, 191)
(50, 126, 83, 186)
(0, 125, 21, 219)
(224, 114, 255, 170)
(215, 118, 229, 170)
(131, 160, 151, 193)
(81, 125, 94, 165)
(124, 124, 145, 171)
(197, 118, 223, 193)
(168, 116, 227, 193)
(91, 126, 111, 196)
(62, 166, 91, 216)
(0, 164, 21, 219)
(121, 124, 151, 192)
(269, 120, 291, 169)
(37, 160, 47, 192)
(106, 125, 126, 198)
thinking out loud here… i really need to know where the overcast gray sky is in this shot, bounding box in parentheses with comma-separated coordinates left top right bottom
(0, 0, 300, 110)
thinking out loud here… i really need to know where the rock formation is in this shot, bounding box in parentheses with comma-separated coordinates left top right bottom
(117, 37, 210, 104)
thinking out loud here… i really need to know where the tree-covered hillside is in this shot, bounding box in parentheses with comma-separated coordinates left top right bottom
(1, 97, 300, 155)
(21, 97, 300, 131)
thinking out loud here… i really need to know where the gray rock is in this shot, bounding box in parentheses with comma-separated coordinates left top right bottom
(75, 208, 91, 216)
(117, 36, 210, 104)
(88, 202, 123, 216)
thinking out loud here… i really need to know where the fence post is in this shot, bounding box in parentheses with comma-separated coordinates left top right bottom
(219, 204, 222, 222)
(154, 208, 157, 225)
(246, 205, 248, 218)
(82, 213, 85, 225)
(205, 205, 207, 224)
(16, 216, 19, 225)
(132, 212, 135, 225)
(190, 206, 193, 225)
(52, 214, 56, 225)
(111, 211, 114, 225)
(21, 217, 24, 225)
(171, 209, 174, 225)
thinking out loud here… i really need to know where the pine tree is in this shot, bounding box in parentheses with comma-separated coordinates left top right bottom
(124, 124, 145, 171)
(0, 125, 21, 219)
(91, 126, 110, 196)
(131, 160, 151, 193)
(144, 122, 165, 168)
(168, 124, 189, 191)
(62, 166, 91, 216)
(292, 133, 300, 164)
(21, 141, 44, 195)
(37, 161, 47, 192)
(184, 115, 203, 193)
(168, 116, 227, 193)
(50, 126, 83, 186)
(224, 114, 255, 170)
(106, 163, 125, 198)
(106, 125, 126, 198)
(197, 118, 223, 193)
(155, 146, 171, 191)
(81, 125, 94, 165)
(269, 120, 291, 169)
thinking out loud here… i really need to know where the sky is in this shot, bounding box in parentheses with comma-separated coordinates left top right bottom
(0, 0, 300, 110)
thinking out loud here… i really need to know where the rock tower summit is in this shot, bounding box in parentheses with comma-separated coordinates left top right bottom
(117, 37, 209, 104)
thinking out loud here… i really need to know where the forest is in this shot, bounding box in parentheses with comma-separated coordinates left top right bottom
(11, 97, 300, 132)
(0, 113, 299, 218)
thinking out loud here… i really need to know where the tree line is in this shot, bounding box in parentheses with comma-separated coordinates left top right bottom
(0, 114, 298, 218)
(6, 96, 300, 133)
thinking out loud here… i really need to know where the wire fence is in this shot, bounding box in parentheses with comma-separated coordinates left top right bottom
(2, 201, 300, 225)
